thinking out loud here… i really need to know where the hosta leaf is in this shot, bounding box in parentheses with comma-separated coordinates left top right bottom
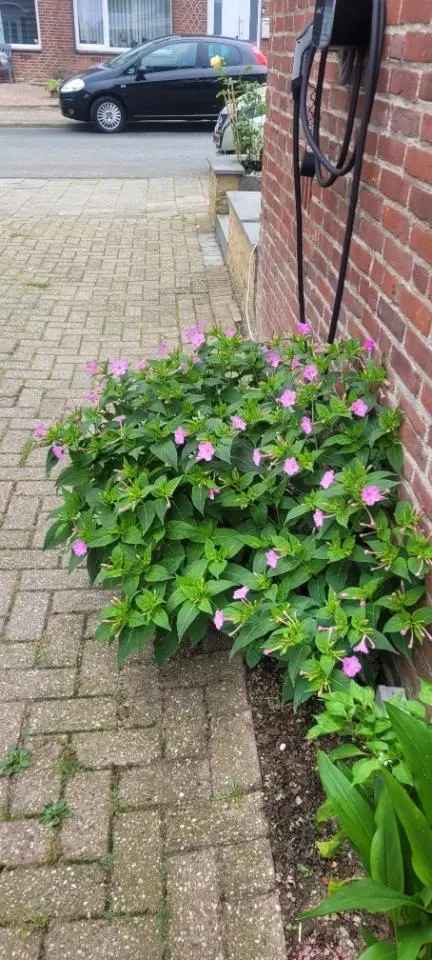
(370, 787, 404, 892)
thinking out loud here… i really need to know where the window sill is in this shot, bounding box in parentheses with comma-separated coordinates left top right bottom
(10, 44, 41, 51)
(75, 45, 125, 54)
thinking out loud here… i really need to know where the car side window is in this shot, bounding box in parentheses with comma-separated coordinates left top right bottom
(205, 42, 242, 67)
(139, 41, 198, 72)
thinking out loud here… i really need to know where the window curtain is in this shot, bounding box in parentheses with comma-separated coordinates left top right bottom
(108, 0, 172, 47)
(76, 0, 104, 44)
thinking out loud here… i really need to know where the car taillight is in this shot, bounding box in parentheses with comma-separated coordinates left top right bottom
(253, 47, 267, 65)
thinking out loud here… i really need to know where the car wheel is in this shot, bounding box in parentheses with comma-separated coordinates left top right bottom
(91, 97, 126, 134)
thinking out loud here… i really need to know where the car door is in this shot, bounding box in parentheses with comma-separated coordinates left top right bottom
(197, 40, 248, 118)
(121, 39, 201, 119)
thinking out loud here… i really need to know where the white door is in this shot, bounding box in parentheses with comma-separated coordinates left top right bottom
(222, 0, 251, 40)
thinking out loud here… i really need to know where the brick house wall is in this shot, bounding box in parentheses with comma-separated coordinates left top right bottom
(257, 0, 432, 522)
(9, 0, 208, 80)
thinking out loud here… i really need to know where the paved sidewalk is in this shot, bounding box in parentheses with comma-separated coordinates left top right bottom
(0, 178, 286, 959)
(0, 81, 68, 126)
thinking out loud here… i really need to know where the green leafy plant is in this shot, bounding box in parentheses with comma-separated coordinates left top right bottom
(34, 330, 430, 704)
(303, 703, 432, 959)
(212, 56, 266, 170)
(308, 679, 432, 787)
(47, 78, 61, 96)
(39, 800, 71, 829)
(0, 747, 31, 778)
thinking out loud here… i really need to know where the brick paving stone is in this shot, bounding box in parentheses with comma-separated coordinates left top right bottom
(0, 668, 75, 701)
(44, 918, 163, 960)
(167, 850, 224, 960)
(219, 839, 276, 899)
(210, 711, 262, 794)
(0, 701, 24, 754)
(119, 758, 211, 806)
(166, 794, 268, 852)
(223, 894, 287, 960)
(111, 810, 162, 914)
(6, 592, 50, 642)
(52, 590, 111, 613)
(10, 736, 65, 816)
(3, 497, 40, 529)
(0, 571, 17, 615)
(163, 687, 205, 723)
(37, 614, 84, 667)
(163, 718, 207, 761)
(79, 638, 118, 696)
(0, 549, 58, 569)
(117, 696, 161, 727)
(73, 729, 160, 769)
(0, 643, 35, 668)
(28, 697, 117, 734)
(206, 678, 249, 717)
(160, 652, 244, 688)
(0, 864, 106, 922)
(62, 770, 111, 860)
(0, 928, 42, 960)
(118, 662, 160, 701)
(0, 819, 50, 866)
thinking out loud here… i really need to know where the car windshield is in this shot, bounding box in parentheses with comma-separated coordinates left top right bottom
(104, 46, 146, 69)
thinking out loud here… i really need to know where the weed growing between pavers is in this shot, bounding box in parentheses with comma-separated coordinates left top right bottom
(0, 748, 32, 778)
(39, 800, 71, 829)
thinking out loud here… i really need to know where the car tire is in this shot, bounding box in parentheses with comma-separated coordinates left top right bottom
(91, 96, 126, 134)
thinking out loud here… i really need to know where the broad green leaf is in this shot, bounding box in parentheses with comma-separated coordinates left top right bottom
(359, 944, 396, 960)
(301, 879, 423, 920)
(396, 923, 432, 960)
(352, 758, 382, 785)
(43, 521, 71, 549)
(167, 521, 198, 540)
(419, 680, 432, 707)
(370, 787, 404, 892)
(137, 502, 156, 535)
(318, 752, 375, 869)
(206, 579, 233, 596)
(382, 770, 432, 886)
(150, 440, 178, 469)
(153, 631, 179, 665)
(177, 601, 199, 641)
(386, 703, 432, 827)
(330, 744, 366, 760)
(117, 626, 154, 667)
(191, 486, 207, 515)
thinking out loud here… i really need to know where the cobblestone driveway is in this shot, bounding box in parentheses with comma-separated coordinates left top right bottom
(0, 177, 286, 960)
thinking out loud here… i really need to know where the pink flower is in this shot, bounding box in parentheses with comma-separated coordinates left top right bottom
(33, 422, 48, 439)
(225, 326, 236, 337)
(114, 415, 126, 425)
(213, 610, 225, 630)
(157, 340, 170, 358)
(278, 389, 297, 409)
(72, 538, 87, 558)
(196, 441, 215, 462)
(174, 426, 187, 446)
(85, 360, 99, 376)
(252, 448, 262, 467)
(291, 357, 302, 370)
(301, 416, 313, 435)
(109, 359, 128, 378)
(185, 325, 205, 349)
(284, 457, 300, 477)
(354, 638, 370, 655)
(313, 509, 325, 529)
(266, 549, 280, 570)
(303, 363, 319, 382)
(231, 415, 247, 431)
(233, 586, 249, 600)
(342, 656, 362, 678)
(51, 444, 66, 461)
(362, 484, 384, 506)
(351, 398, 369, 417)
(296, 321, 312, 335)
(363, 337, 376, 354)
(208, 487, 220, 500)
(84, 390, 100, 406)
(265, 349, 282, 368)
(320, 469, 335, 489)
(136, 359, 147, 370)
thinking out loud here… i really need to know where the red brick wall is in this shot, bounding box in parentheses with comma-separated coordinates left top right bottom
(11, 0, 208, 80)
(257, 0, 432, 522)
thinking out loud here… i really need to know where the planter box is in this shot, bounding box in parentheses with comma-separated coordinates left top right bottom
(225, 191, 262, 331)
(208, 155, 261, 224)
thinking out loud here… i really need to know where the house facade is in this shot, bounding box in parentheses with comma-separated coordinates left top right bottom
(1, 0, 271, 80)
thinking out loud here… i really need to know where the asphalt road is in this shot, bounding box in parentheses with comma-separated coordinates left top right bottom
(0, 122, 215, 178)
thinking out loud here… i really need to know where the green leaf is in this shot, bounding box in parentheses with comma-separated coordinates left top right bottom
(153, 631, 179, 665)
(301, 880, 422, 920)
(206, 579, 233, 596)
(359, 944, 396, 960)
(329, 744, 365, 761)
(137, 502, 156, 535)
(167, 521, 198, 540)
(150, 439, 178, 469)
(177, 601, 199, 641)
(191, 486, 207, 515)
(382, 770, 432, 886)
(370, 787, 404, 892)
(352, 758, 382, 785)
(419, 680, 432, 707)
(43, 521, 71, 549)
(318, 752, 375, 869)
(396, 923, 432, 960)
(386, 703, 432, 827)
(117, 626, 154, 668)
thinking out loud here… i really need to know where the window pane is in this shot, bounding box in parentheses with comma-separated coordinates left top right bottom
(76, 0, 104, 45)
(0, 0, 39, 45)
(108, 0, 172, 49)
(140, 41, 197, 70)
(206, 42, 241, 66)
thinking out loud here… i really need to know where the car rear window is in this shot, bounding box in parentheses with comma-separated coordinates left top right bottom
(205, 42, 242, 67)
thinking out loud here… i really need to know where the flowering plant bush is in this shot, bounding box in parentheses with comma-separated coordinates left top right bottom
(36, 328, 431, 696)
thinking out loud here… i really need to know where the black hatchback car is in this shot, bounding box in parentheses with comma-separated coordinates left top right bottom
(60, 35, 267, 134)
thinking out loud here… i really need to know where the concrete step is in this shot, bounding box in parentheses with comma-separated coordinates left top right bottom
(215, 214, 230, 259)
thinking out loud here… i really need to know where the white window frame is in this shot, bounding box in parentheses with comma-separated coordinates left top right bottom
(3, 0, 42, 51)
(72, 0, 172, 54)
